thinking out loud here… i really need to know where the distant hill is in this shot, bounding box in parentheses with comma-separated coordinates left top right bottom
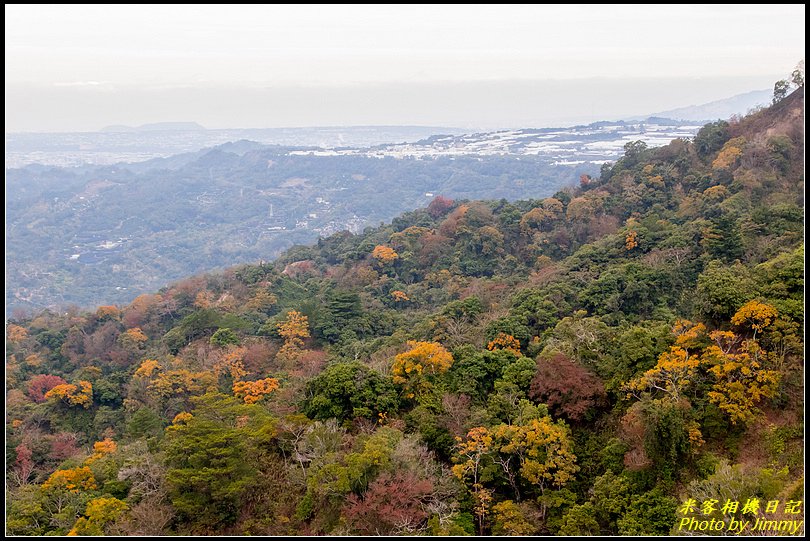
(101, 121, 207, 132)
(637, 89, 771, 122)
(5, 126, 471, 168)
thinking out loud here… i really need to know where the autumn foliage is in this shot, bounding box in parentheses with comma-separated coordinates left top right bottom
(119, 327, 148, 349)
(28, 374, 68, 403)
(7, 323, 28, 343)
(343, 471, 434, 534)
(371, 245, 399, 264)
(95, 305, 121, 320)
(492, 417, 579, 489)
(625, 311, 780, 425)
(530, 354, 606, 421)
(44, 380, 93, 408)
(392, 341, 453, 398)
(711, 137, 745, 169)
(731, 300, 779, 335)
(427, 195, 454, 218)
(43, 466, 97, 493)
(625, 230, 639, 250)
(85, 438, 118, 465)
(233, 377, 280, 404)
(390, 290, 410, 302)
(69, 497, 129, 536)
(487, 333, 522, 354)
(3, 93, 805, 536)
(134, 359, 160, 379)
(276, 310, 310, 365)
(703, 339, 779, 424)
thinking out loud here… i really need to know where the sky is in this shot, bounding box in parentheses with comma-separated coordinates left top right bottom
(4, 4, 805, 132)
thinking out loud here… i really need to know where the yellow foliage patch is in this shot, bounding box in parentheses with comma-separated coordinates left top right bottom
(43, 466, 97, 493)
(392, 341, 453, 398)
(625, 230, 639, 250)
(371, 245, 399, 263)
(134, 359, 160, 379)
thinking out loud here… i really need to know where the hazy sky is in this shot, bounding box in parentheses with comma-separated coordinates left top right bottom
(5, 4, 805, 131)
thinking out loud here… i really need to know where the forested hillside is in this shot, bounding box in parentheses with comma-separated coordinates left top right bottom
(6, 145, 593, 313)
(5, 88, 804, 536)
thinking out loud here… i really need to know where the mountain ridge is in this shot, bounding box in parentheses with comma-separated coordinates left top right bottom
(635, 88, 771, 122)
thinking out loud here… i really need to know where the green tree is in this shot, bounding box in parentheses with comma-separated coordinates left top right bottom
(694, 121, 730, 158)
(163, 392, 276, 531)
(616, 489, 677, 535)
(209, 328, 239, 347)
(773, 79, 790, 104)
(695, 261, 755, 322)
(558, 502, 600, 535)
(303, 362, 399, 422)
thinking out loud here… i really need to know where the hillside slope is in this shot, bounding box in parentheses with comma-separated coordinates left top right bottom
(6, 147, 593, 313)
(5, 88, 804, 536)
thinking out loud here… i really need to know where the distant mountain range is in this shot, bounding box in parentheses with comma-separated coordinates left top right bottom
(635, 89, 771, 122)
(5, 126, 470, 168)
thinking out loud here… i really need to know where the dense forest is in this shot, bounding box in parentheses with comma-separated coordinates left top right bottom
(5, 88, 804, 536)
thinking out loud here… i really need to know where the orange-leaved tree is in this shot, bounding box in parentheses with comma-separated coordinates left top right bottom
(85, 438, 117, 464)
(371, 245, 399, 264)
(487, 333, 521, 355)
(45, 380, 93, 408)
(7, 324, 28, 344)
(233, 377, 280, 404)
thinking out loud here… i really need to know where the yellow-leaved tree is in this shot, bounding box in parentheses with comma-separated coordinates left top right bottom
(68, 497, 129, 536)
(625, 310, 781, 428)
(731, 300, 779, 340)
(492, 417, 578, 494)
(277, 310, 310, 365)
(42, 466, 97, 493)
(702, 301, 781, 424)
(452, 427, 494, 535)
(453, 416, 578, 533)
(624, 320, 705, 401)
(711, 137, 745, 170)
(391, 340, 453, 398)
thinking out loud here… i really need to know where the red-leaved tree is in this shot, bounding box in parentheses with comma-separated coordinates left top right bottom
(28, 374, 68, 403)
(529, 354, 606, 421)
(427, 196, 454, 218)
(343, 471, 434, 535)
